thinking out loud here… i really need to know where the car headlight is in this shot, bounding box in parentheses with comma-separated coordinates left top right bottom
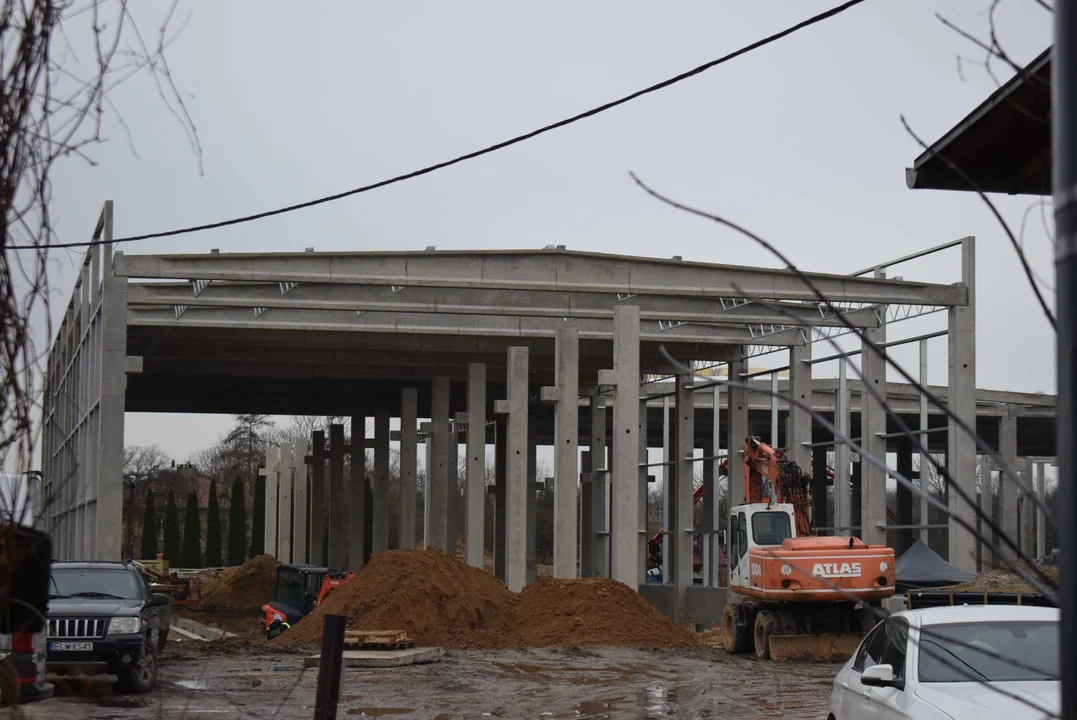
(108, 617, 141, 635)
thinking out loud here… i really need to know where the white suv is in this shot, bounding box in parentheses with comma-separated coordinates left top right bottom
(828, 605, 1058, 719)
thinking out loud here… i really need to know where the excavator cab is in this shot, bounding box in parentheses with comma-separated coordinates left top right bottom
(727, 502, 797, 591)
(262, 564, 354, 639)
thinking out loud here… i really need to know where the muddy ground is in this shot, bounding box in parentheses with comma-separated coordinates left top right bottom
(14, 638, 835, 719)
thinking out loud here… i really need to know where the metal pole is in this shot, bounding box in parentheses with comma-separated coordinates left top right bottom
(1055, 3, 1077, 716)
(313, 614, 346, 720)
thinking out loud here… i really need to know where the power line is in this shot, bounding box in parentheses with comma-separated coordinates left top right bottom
(11, 0, 869, 252)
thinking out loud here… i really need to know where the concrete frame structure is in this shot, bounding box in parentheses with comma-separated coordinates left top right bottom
(46, 210, 1057, 616)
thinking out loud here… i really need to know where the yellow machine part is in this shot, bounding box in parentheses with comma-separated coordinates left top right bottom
(767, 633, 864, 663)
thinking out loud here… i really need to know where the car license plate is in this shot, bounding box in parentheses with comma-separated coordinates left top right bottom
(48, 641, 93, 652)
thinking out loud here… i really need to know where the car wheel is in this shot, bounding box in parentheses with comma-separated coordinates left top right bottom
(754, 610, 781, 660)
(118, 644, 158, 694)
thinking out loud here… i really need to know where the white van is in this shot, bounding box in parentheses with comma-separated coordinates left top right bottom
(0, 472, 54, 704)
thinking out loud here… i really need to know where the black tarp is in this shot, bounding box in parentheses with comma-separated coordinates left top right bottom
(895, 539, 976, 590)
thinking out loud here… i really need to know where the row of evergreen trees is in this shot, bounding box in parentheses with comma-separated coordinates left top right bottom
(139, 477, 254, 568)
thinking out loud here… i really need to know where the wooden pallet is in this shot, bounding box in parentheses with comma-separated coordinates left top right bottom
(343, 630, 415, 650)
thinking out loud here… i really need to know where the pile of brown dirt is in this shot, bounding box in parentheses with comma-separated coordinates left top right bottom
(509, 578, 697, 648)
(953, 565, 1059, 594)
(277, 548, 516, 648)
(277, 549, 697, 650)
(198, 555, 278, 610)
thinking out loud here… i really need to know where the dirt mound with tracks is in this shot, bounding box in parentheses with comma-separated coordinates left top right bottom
(510, 577, 697, 648)
(277, 548, 696, 649)
(952, 565, 1058, 594)
(277, 547, 516, 648)
(197, 555, 278, 610)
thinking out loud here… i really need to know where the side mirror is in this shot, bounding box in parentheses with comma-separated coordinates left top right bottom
(718, 530, 727, 547)
(151, 593, 171, 607)
(860, 664, 897, 688)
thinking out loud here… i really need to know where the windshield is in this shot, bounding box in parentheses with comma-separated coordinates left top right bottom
(918, 621, 1059, 683)
(50, 568, 143, 600)
(751, 511, 792, 546)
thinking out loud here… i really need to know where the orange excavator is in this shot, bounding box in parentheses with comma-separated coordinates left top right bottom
(721, 437, 895, 661)
(262, 564, 354, 639)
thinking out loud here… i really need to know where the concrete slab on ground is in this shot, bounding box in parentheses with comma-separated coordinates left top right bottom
(303, 646, 445, 669)
(170, 616, 234, 641)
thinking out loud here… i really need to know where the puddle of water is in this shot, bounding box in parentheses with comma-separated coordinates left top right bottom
(346, 708, 415, 717)
(176, 679, 210, 690)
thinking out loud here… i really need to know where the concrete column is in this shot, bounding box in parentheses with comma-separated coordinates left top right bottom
(1020, 458, 1035, 562)
(788, 341, 813, 471)
(447, 423, 460, 556)
(466, 364, 487, 568)
(610, 305, 641, 589)
(638, 397, 649, 586)
(835, 358, 851, 536)
(672, 375, 695, 619)
(580, 450, 595, 579)
(265, 446, 279, 559)
(709, 385, 721, 587)
(428, 377, 450, 553)
(349, 417, 365, 568)
(293, 437, 309, 564)
(999, 411, 1018, 566)
(919, 339, 932, 551)
(851, 462, 862, 536)
(1036, 462, 1047, 559)
(661, 396, 671, 584)
(727, 354, 748, 508)
(400, 389, 418, 549)
(947, 236, 977, 572)
(310, 430, 326, 566)
(277, 441, 294, 562)
(328, 424, 346, 570)
(589, 397, 609, 578)
(812, 446, 829, 535)
(979, 457, 992, 571)
(97, 216, 125, 560)
(494, 416, 508, 581)
(373, 410, 390, 554)
(860, 322, 887, 547)
(526, 419, 537, 584)
(423, 426, 432, 546)
(701, 435, 715, 588)
(895, 436, 914, 555)
(550, 328, 579, 578)
(503, 346, 529, 592)
(363, 476, 374, 565)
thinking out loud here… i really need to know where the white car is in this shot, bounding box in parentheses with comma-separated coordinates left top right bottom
(828, 604, 1059, 720)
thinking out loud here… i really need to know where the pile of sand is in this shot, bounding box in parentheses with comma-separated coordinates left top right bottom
(198, 555, 278, 610)
(278, 548, 516, 648)
(277, 548, 697, 649)
(953, 565, 1059, 594)
(510, 577, 697, 648)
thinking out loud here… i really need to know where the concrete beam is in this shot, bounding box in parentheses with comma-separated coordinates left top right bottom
(465, 365, 486, 568)
(116, 249, 969, 306)
(126, 306, 806, 346)
(127, 281, 885, 328)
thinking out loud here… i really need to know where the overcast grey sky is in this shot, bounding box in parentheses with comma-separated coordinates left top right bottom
(41, 1, 1054, 462)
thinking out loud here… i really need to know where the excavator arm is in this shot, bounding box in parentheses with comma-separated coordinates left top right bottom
(742, 437, 813, 538)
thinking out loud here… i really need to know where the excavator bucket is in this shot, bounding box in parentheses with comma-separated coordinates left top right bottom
(767, 633, 864, 662)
